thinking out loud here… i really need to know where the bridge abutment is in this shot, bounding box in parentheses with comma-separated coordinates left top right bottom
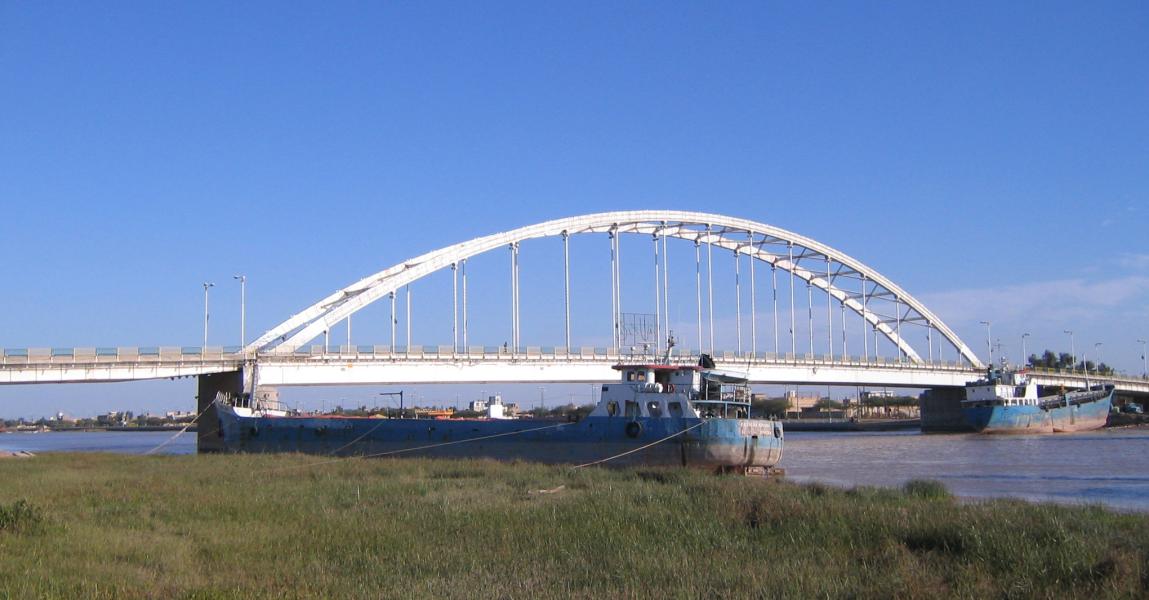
(919, 388, 972, 432)
(197, 370, 244, 453)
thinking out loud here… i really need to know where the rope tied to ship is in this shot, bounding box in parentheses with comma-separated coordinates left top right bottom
(143, 399, 217, 455)
(359, 421, 574, 459)
(570, 421, 705, 470)
(328, 415, 397, 456)
(259, 420, 575, 473)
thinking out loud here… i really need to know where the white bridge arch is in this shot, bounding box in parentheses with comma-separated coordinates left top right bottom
(248, 210, 982, 368)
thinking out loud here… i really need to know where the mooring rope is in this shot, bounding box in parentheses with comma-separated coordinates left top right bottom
(359, 420, 573, 458)
(143, 400, 217, 455)
(570, 421, 705, 469)
(258, 420, 575, 473)
(328, 414, 395, 456)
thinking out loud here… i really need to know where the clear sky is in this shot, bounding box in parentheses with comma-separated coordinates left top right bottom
(1, 2, 1146, 418)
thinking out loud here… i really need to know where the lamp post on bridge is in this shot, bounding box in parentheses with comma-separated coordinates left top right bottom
(202, 282, 215, 349)
(233, 274, 246, 351)
(1021, 332, 1030, 368)
(1139, 339, 1147, 379)
(1094, 342, 1103, 373)
(1064, 330, 1075, 371)
(979, 320, 992, 366)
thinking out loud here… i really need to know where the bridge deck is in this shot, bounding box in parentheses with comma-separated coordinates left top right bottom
(3, 346, 1146, 394)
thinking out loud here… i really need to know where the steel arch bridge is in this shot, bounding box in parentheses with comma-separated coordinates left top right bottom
(249, 210, 983, 369)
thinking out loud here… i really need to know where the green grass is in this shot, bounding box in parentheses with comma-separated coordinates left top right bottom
(0, 499, 42, 534)
(1, 454, 1147, 598)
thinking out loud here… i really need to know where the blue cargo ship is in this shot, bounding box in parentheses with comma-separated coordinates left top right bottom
(961, 368, 1113, 434)
(214, 356, 783, 473)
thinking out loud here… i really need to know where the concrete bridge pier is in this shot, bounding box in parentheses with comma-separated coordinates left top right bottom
(919, 388, 972, 432)
(197, 370, 244, 453)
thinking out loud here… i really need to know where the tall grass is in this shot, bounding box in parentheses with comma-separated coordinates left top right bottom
(0, 499, 42, 534)
(0, 453, 1146, 598)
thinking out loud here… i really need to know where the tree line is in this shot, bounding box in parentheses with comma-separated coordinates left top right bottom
(1027, 349, 1112, 375)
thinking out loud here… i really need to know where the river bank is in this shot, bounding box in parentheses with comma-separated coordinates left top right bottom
(1108, 413, 1149, 428)
(1, 453, 1147, 598)
(779, 417, 920, 431)
(5, 428, 1149, 511)
(1, 425, 196, 433)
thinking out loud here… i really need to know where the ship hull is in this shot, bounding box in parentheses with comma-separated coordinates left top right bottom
(216, 405, 783, 470)
(1048, 390, 1113, 432)
(962, 404, 1053, 434)
(962, 388, 1113, 434)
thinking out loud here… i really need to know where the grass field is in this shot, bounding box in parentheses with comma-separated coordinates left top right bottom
(1, 453, 1147, 598)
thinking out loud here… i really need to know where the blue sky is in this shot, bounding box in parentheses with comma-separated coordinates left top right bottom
(1, 2, 1146, 418)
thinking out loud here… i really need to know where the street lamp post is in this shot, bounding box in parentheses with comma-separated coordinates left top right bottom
(1139, 339, 1147, 379)
(233, 275, 246, 350)
(202, 282, 215, 349)
(1094, 342, 1103, 373)
(1021, 333, 1030, 368)
(979, 321, 992, 366)
(1064, 330, 1075, 371)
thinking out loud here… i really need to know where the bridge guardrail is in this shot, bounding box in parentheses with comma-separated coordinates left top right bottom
(0, 344, 983, 370)
(11, 345, 1146, 381)
(5, 346, 1149, 392)
(1026, 365, 1139, 379)
(0, 344, 941, 369)
(0, 346, 246, 366)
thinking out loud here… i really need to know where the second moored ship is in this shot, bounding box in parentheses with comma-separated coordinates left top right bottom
(961, 368, 1113, 434)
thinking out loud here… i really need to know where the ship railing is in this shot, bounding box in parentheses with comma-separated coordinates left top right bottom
(692, 399, 752, 419)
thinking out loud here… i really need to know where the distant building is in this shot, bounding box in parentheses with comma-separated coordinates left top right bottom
(784, 390, 820, 411)
(466, 395, 515, 419)
(165, 411, 196, 423)
(485, 395, 513, 419)
(860, 390, 895, 401)
(97, 411, 132, 426)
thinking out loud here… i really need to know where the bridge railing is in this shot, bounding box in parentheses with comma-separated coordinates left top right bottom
(5, 346, 1148, 390)
(1, 346, 245, 364)
(1026, 365, 1145, 380)
(1023, 368, 1148, 386)
(253, 345, 981, 372)
(20, 345, 1149, 379)
(2, 344, 979, 372)
(21, 345, 1144, 377)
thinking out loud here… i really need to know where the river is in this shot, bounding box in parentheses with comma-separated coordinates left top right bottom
(0, 430, 195, 455)
(3, 428, 1147, 511)
(782, 428, 1149, 512)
